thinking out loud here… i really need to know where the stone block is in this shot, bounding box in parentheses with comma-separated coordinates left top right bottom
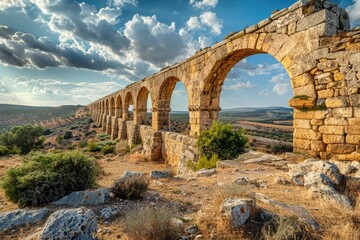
(323, 134, 345, 144)
(324, 117, 348, 125)
(311, 140, 325, 151)
(314, 110, 330, 119)
(319, 126, 345, 135)
(291, 73, 314, 88)
(325, 97, 348, 108)
(327, 144, 356, 154)
(294, 138, 311, 150)
(345, 126, 360, 134)
(346, 135, 360, 144)
(334, 72, 345, 81)
(297, 10, 338, 32)
(318, 89, 334, 98)
(293, 84, 317, 98)
(288, 98, 316, 108)
(311, 119, 323, 126)
(294, 128, 321, 140)
(332, 107, 353, 118)
(294, 119, 311, 129)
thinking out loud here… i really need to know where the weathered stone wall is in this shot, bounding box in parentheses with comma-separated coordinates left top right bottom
(139, 126, 162, 161)
(89, 0, 360, 166)
(161, 132, 198, 174)
(125, 121, 140, 146)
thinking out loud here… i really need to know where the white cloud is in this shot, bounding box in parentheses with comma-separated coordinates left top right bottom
(108, 0, 138, 7)
(124, 14, 187, 66)
(190, 0, 218, 9)
(346, 0, 360, 27)
(259, 89, 271, 96)
(199, 11, 223, 35)
(270, 72, 290, 95)
(0, 76, 125, 106)
(186, 16, 202, 31)
(224, 81, 257, 90)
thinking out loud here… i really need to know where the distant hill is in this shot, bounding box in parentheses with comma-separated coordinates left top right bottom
(0, 104, 83, 133)
(220, 106, 293, 113)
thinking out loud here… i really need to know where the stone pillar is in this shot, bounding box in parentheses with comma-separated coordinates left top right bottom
(134, 107, 147, 125)
(111, 116, 119, 140)
(102, 114, 107, 131)
(106, 115, 112, 134)
(152, 107, 171, 131)
(189, 106, 221, 137)
(118, 119, 127, 140)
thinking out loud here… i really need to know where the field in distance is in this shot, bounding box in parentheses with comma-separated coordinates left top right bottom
(0, 104, 83, 133)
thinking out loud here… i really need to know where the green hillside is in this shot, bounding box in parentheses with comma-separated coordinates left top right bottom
(0, 104, 83, 132)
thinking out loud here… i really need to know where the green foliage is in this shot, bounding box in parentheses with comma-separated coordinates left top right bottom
(293, 95, 309, 100)
(125, 206, 180, 240)
(101, 145, 115, 155)
(63, 131, 73, 139)
(271, 143, 293, 154)
(187, 154, 220, 171)
(198, 121, 248, 160)
(78, 140, 88, 148)
(56, 135, 64, 144)
(0, 145, 18, 156)
(2, 151, 97, 207)
(0, 125, 45, 155)
(87, 141, 102, 152)
(111, 172, 149, 200)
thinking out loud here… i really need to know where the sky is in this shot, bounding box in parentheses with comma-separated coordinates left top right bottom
(0, 0, 359, 110)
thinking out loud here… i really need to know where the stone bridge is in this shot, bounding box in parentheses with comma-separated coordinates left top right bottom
(88, 0, 360, 173)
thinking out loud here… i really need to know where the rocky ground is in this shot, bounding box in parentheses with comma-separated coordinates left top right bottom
(0, 121, 359, 239)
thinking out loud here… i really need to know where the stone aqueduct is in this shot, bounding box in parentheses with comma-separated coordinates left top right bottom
(89, 0, 360, 172)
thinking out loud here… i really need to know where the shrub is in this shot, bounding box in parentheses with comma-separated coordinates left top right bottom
(0, 125, 45, 155)
(56, 135, 64, 144)
(111, 171, 149, 199)
(198, 121, 248, 160)
(78, 140, 88, 148)
(44, 129, 51, 135)
(101, 145, 115, 155)
(63, 131, 73, 139)
(2, 151, 97, 207)
(87, 141, 102, 152)
(271, 143, 293, 154)
(125, 206, 180, 240)
(0, 145, 18, 156)
(187, 154, 220, 171)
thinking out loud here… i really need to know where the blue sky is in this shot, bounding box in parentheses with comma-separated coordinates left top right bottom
(0, 0, 359, 110)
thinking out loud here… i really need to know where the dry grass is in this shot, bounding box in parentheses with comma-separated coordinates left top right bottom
(125, 206, 180, 240)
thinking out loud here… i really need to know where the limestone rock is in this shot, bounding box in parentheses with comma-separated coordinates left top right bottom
(233, 177, 250, 185)
(220, 198, 255, 229)
(310, 161, 342, 187)
(330, 160, 356, 175)
(100, 207, 119, 220)
(149, 170, 172, 179)
(304, 172, 334, 189)
(274, 177, 291, 185)
(0, 208, 49, 232)
(309, 185, 352, 210)
(52, 188, 110, 206)
(196, 169, 216, 177)
(39, 207, 98, 240)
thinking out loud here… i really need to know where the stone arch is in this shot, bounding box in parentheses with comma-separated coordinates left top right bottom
(157, 76, 189, 131)
(124, 91, 134, 121)
(136, 86, 151, 125)
(116, 94, 123, 118)
(110, 97, 115, 116)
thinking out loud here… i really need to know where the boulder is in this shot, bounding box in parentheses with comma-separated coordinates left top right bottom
(310, 161, 342, 187)
(304, 172, 334, 189)
(149, 170, 172, 179)
(0, 208, 49, 232)
(196, 169, 216, 177)
(233, 177, 250, 185)
(220, 198, 255, 229)
(52, 188, 110, 206)
(39, 207, 98, 240)
(274, 177, 291, 185)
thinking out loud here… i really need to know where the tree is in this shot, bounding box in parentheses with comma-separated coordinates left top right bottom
(0, 125, 45, 155)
